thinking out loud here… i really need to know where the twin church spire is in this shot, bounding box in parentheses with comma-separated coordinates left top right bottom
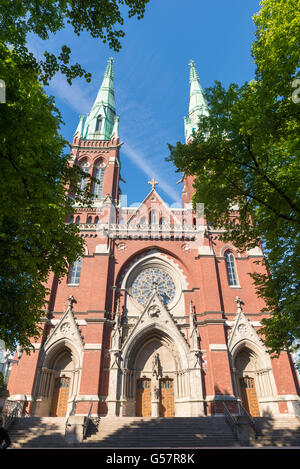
(184, 60, 209, 143)
(74, 58, 208, 144)
(74, 57, 119, 141)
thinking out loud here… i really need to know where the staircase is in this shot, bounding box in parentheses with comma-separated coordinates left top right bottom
(253, 417, 300, 447)
(83, 416, 238, 448)
(7, 415, 300, 448)
(9, 417, 67, 448)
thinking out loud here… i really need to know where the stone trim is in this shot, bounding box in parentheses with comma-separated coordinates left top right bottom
(84, 344, 102, 350)
(209, 344, 228, 351)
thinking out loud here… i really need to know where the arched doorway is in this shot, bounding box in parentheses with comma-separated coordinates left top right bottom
(136, 378, 151, 417)
(239, 375, 259, 417)
(233, 346, 276, 417)
(34, 342, 81, 417)
(159, 378, 175, 417)
(122, 330, 181, 417)
(49, 348, 74, 417)
(50, 375, 71, 417)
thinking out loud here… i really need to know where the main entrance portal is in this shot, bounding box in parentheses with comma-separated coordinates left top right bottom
(159, 378, 174, 417)
(50, 376, 70, 417)
(240, 376, 260, 417)
(136, 377, 175, 417)
(136, 378, 152, 417)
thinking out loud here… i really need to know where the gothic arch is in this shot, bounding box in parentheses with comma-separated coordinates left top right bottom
(116, 248, 189, 318)
(123, 323, 188, 371)
(219, 244, 241, 258)
(76, 155, 92, 166)
(231, 340, 278, 416)
(115, 246, 191, 291)
(33, 338, 82, 417)
(118, 322, 192, 417)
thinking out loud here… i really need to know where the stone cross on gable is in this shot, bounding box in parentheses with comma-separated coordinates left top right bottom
(67, 295, 76, 310)
(148, 178, 159, 190)
(235, 296, 244, 313)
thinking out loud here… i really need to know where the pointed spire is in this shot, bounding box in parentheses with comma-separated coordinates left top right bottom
(74, 115, 85, 138)
(74, 57, 118, 141)
(184, 60, 209, 142)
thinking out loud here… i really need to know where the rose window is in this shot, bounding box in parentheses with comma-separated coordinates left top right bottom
(131, 268, 176, 306)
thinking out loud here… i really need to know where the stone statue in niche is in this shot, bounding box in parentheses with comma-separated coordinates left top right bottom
(152, 353, 161, 379)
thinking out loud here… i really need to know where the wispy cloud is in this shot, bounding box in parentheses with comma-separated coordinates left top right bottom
(122, 142, 181, 205)
(48, 73, 94, 115)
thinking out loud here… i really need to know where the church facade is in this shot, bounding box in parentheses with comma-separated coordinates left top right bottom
(7, 59, 300, 419)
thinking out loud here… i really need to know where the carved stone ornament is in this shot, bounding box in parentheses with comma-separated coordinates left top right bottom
(228, 310, 265, 353)
(148, 304, 160, 318)
(43, 296, 85, 352)
(60, 322, 71, 334)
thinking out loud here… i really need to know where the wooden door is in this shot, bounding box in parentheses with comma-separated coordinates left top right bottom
(50, 376, 70, 417)
(136, 378, 151, 417)
(159, 378, 175, 417)
(240, 376, 260, 417)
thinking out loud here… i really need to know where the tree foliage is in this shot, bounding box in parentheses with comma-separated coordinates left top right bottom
(0, 43, 94, 351)
(0, 0, 149, 84)
(167, 0, 300, 355)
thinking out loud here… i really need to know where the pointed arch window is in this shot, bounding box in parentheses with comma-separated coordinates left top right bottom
(79, 160, 90, 191)
(224, 250, 238, 286)
(68, 257, 82, 285)
(149, 210, 157, 225)
(95, 115, 103, 132)
(93, 163, 105, 199)
(159, 217, 168, 226)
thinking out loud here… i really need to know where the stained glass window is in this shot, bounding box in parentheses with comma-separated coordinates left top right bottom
(93, 166, 105, 199)
(79, 162, 90, 191)
(131, 267, 176, 306)
(68, 258, 82, 285)
(224, 251, 238, 286)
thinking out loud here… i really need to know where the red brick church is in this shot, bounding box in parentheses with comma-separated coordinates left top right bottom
(7, 59, 300, 420)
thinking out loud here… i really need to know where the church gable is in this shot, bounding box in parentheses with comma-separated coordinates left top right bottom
(43, 296, 85, 353)
(126, 184, 179, 226)
(121, 288, 189, 356)
(227, 300, 265, 354)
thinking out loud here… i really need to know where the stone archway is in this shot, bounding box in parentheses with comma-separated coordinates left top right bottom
(133, 336, 177, 417)
(232, 345, 277, 417)
(33, 341, 82, 417)
(119, 328, 186, 417)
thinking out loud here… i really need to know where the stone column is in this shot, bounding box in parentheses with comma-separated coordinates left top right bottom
(151, 380, 160, 417)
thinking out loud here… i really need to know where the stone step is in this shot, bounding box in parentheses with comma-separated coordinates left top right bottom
(82, 416, 237, 447)
(8, 415, 300, 448)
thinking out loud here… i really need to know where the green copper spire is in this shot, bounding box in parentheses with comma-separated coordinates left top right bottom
(184, 60, 209, 142)
(74, 57, 120, 140)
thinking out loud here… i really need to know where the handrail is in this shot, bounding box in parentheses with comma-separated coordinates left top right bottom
(65, 400, 77, 431)
(223, 401, 259, 444)
(223, 402, 238, 439)
(83, 402, 93, 439)
(2, 400, 24, 430)
(236, 402, 258, 437)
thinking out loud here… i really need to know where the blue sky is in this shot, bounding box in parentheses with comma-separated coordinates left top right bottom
(30, 0, 260, 207)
